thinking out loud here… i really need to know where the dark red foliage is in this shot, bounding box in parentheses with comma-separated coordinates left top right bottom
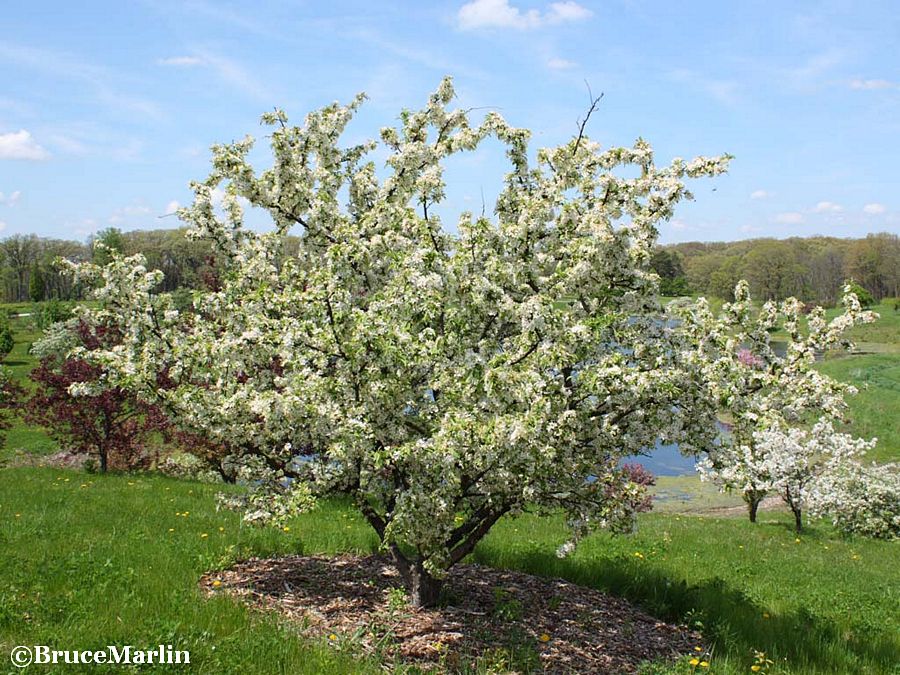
(621, 462, 657, 513)
(25, 320, 169, 472)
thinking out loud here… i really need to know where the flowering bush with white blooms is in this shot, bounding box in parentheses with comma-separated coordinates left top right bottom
(685, 282, 877, 522)
(808, 451, 900, 539)
(62, 77, 732, 606)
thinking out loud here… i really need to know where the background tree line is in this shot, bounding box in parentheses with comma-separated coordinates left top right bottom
(652, 232, 899, 304)
(1, 228, 897, 304)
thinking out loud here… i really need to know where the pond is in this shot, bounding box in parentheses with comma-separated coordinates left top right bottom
(623, 440, 699, 477)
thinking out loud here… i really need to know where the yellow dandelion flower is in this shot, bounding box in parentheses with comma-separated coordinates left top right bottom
(689, 658, 700, 666)
(751, 666, 761, 672)
(762, 612, 770, 619)
(328, 634, 337, 641)
(700, 662, 709, 668)
(538, 633, 551, 643)
(201, 533, 208, 538)
(283, 526, 290, 532)
(168, 528, 175, 532)
(219, 526, 225, 532)
(15, 513, 21, 518)
(794, 538, 800, 543)
(212, 580, 222, 588)
(694, 646, 702, 652)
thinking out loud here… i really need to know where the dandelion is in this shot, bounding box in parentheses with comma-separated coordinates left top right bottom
(700, 662, 709, 668)
(794, 538, 800, 543)
(751, 667, 761, 672)
(762, 612, 770, 619)
(328, 634, 337, 641)
(694, 647, 702, 652)
(212, 580, 222, 588)
(219, 526, 225, 532)
(168, 528, 175, 532)
(634, 552, 644, 559)
(538, 633, 551, 643)
(201, 533, 208, 538)
(689, 657, 700, 666)
(283, 526, 290, 532)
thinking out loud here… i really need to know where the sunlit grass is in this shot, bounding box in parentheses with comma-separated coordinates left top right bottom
(1, 468, 897, 674)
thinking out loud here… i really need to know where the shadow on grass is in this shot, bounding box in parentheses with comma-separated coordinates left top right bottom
(472, 546, 899, 673)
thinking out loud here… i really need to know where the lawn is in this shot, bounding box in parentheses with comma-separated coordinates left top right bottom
(0, 468, 897, 674)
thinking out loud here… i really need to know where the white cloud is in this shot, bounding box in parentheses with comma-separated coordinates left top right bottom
(775, 212, 804, 225)
(849, 78, 895, 91)
(165, 200, 181, 215)
(162, 49, 271, 101)
(0, 130, 50, 160)
(813, 201, 843, 213)
(458, 0, 592, 30)
(670, 218, 687, 231)
(750, 190, 770, 200)
(0, 190, 21, 206)
(863, 203, 886, 215)
(108, 204, 151, 225)
(0, 43, 162, 119)
(546, 56, 577, 70)
(157, 56, 205, 67)
(0, 221, 6, 232)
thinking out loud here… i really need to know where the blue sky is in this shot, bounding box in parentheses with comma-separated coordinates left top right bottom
(1, 0, 898, 243)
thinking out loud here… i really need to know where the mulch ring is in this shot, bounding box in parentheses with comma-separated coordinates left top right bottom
(201, 554, 701, 673)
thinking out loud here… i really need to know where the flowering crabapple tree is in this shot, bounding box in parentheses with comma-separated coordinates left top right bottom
(686, 283, 876, 523)
(743, 421, 877, 532)
(64, 78, 731, 606)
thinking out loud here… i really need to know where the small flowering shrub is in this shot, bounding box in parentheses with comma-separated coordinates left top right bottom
(63, 77, 732, 606)
(809, 458, 900, 539)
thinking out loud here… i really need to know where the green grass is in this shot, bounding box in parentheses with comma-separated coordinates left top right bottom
(1, 312, 55, 463)
(1, 468, 898, 674)
(815, 353, 900, 463)
(0, 469, 383, 674)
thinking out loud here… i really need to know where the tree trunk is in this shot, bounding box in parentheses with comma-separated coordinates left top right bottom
(793, 507, 803, 533)
(99, 446, 108, 472)
(746, 493, 762, 523)
(783, 487, 803, 533)
(406, 562, 443, 608)
(389, 546, 444, 608)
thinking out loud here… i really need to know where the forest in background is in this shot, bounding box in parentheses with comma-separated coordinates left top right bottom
(1, 228, 898, 305)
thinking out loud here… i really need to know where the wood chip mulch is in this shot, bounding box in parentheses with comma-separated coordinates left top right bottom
(200, 554, 701, 673)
